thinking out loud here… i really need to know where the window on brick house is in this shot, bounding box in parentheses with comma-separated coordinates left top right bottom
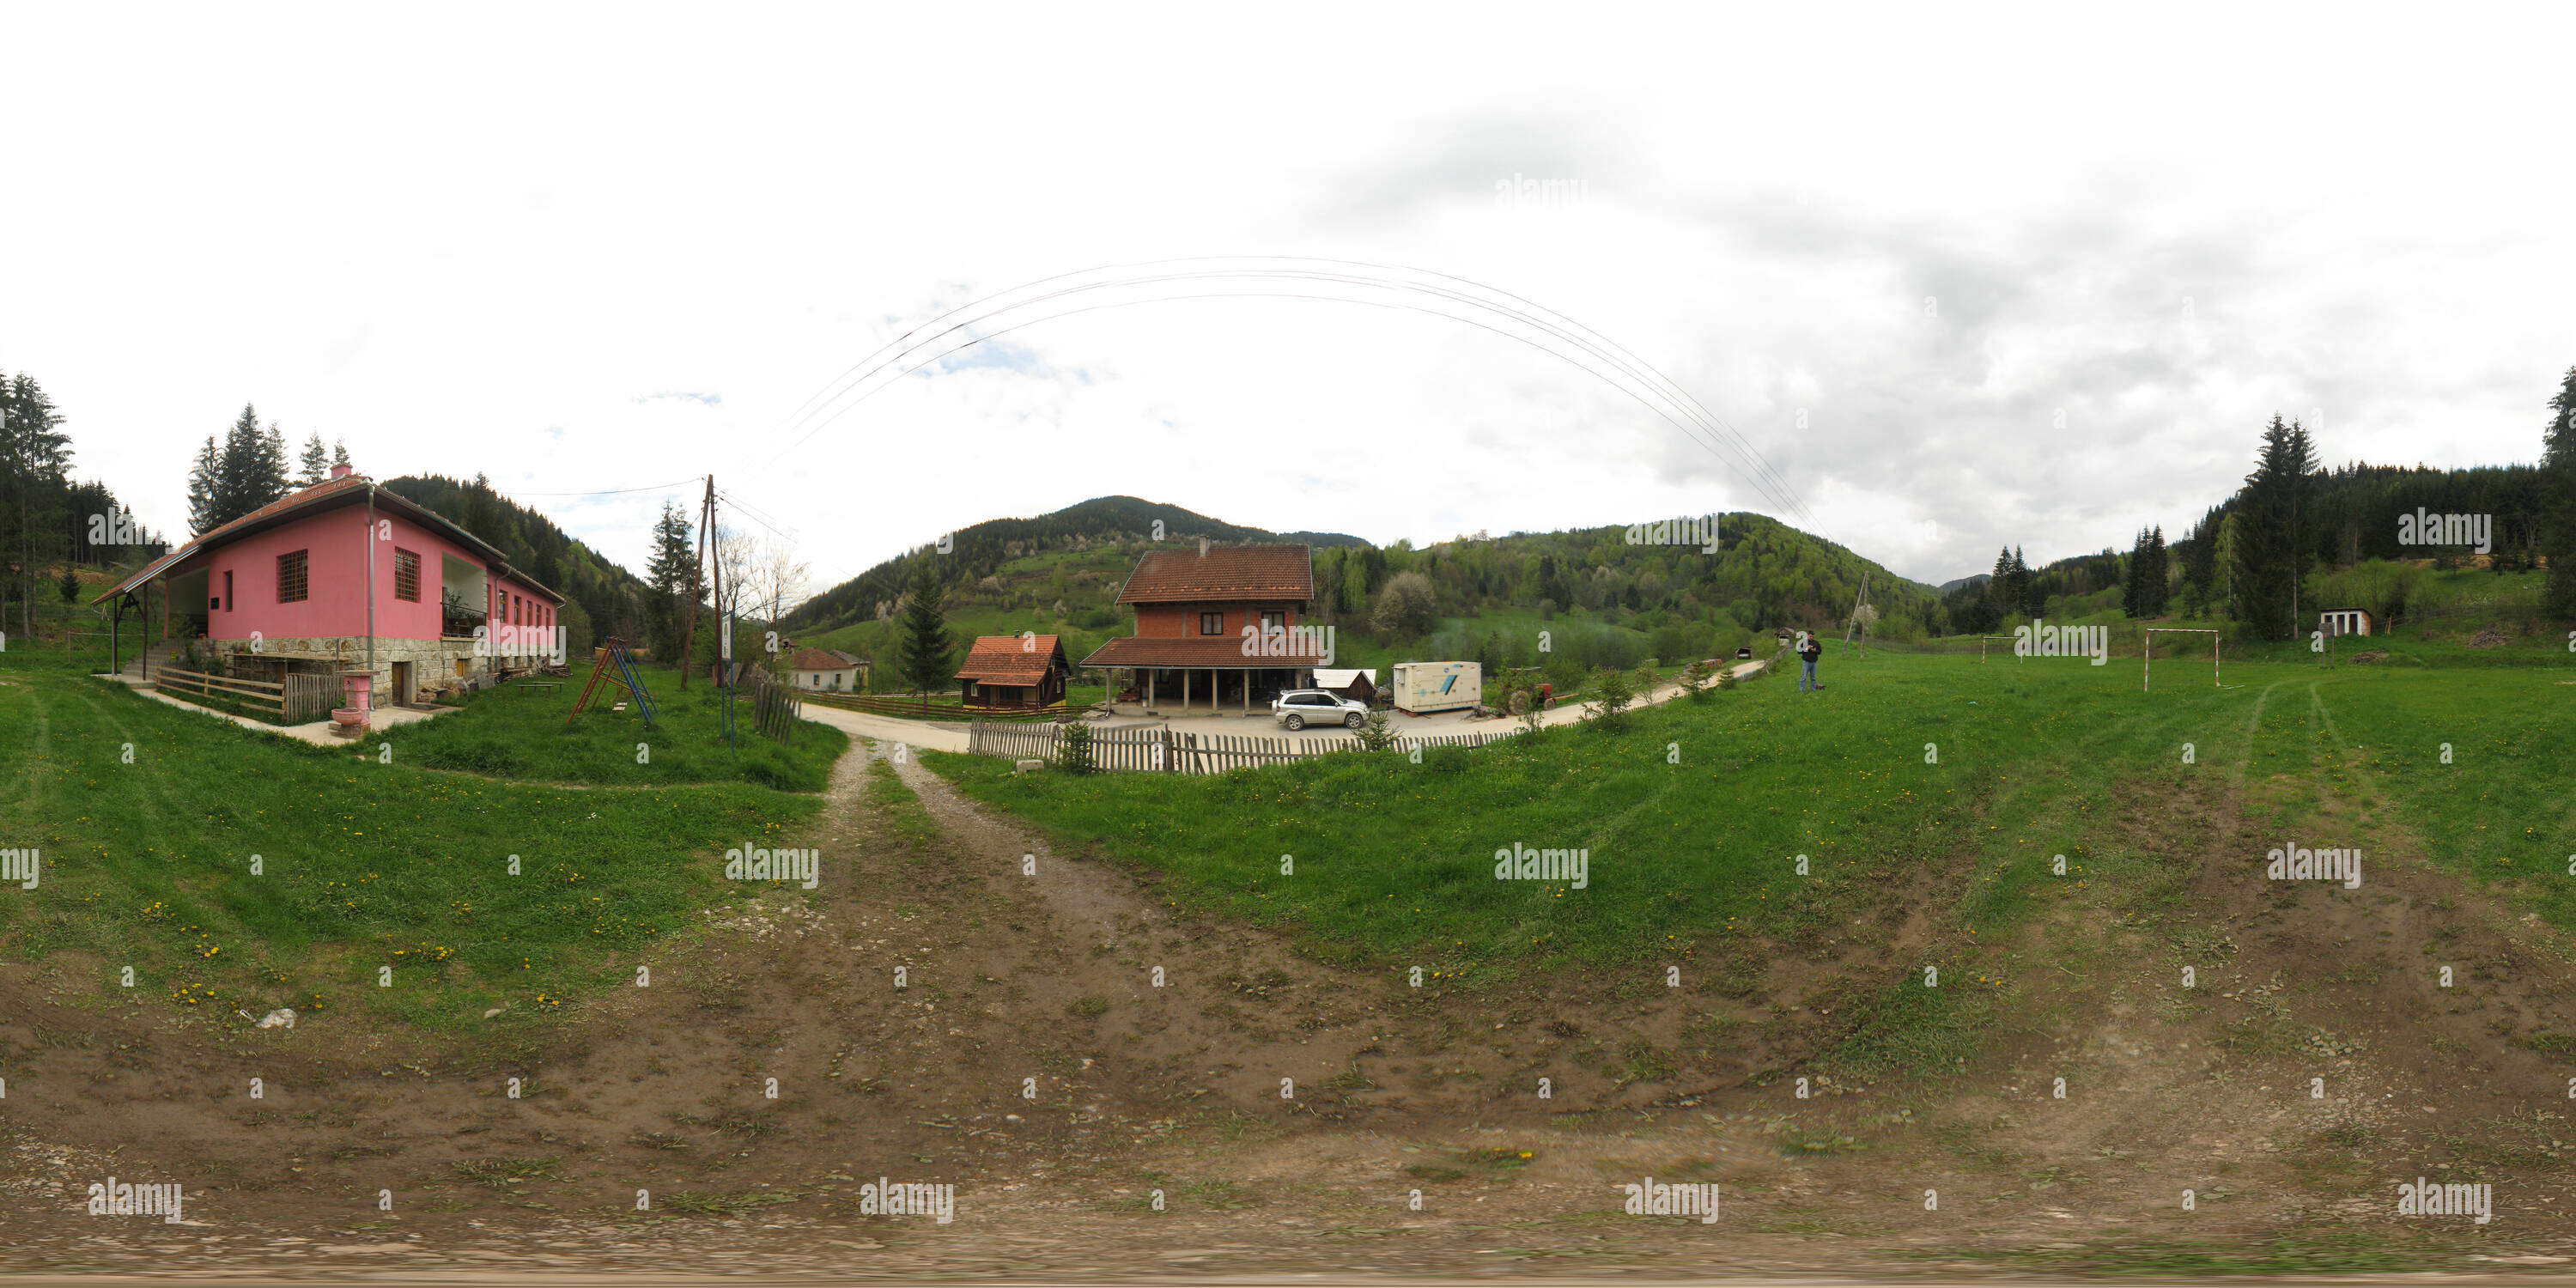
(394, 549, 421, 601)
(1200, 611, 1223, 635)
(277, 550, 308, 603)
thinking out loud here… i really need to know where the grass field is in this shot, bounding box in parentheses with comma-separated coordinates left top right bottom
(0, 653, 830, 1033)
(375, 664, 847, 791)
(927, 644, 2576, 1067)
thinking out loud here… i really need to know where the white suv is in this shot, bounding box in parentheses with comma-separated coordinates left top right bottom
(1271, 689, 1368, 731)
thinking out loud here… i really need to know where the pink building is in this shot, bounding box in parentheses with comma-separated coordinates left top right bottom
(95, 465, 565, 708)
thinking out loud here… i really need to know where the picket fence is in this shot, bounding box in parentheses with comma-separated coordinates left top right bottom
(967, 719, 1523, 775)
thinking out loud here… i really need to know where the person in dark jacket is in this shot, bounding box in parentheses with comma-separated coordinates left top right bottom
(1798, 632, 1823, 693)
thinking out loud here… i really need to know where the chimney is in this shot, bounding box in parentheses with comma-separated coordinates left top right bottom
(1197, 538, 1210, 558)
(329, 464, 353, 480)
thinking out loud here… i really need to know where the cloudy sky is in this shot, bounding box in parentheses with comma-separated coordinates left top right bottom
(6, 4, 2568, 593)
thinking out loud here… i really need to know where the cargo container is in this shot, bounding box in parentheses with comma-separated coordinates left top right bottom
(1390, 660, 1481, 714)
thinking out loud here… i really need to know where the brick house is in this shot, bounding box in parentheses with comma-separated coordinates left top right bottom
(94, 465, 564, 708)
(1080, 544, 1327, 715)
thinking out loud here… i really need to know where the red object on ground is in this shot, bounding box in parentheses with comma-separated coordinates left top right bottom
(1539, 683, 1552, 708)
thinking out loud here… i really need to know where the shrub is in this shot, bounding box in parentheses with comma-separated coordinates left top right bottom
(1355, 707, 1399, 751)
(1583, 665, 1633, 731)
(1055, 719, 1097, 775)
(1678, 659, 1715, 702)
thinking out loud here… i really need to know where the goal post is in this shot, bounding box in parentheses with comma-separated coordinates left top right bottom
(2142, 627, 2221, 692)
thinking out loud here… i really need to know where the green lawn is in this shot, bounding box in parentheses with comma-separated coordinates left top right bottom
(376, 664, 846, 792)
(0, 653, 829, 1034)
(928, 646, 2574, 1070)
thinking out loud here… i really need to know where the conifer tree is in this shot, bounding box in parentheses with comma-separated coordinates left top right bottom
(897, 560, 955, 697)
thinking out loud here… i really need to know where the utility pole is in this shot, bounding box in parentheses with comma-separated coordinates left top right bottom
(678, 475, 712, 690)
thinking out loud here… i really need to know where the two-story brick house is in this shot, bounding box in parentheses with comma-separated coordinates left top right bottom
(1080, 544, 1327, 715)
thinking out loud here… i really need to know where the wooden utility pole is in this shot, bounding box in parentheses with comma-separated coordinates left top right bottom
(678, 475, 712, 690)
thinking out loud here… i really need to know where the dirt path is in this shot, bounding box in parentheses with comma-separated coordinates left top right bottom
(6, 714, 2573, 1279)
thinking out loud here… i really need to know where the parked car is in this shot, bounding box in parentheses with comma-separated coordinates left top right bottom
(1272, 689, 1368, 730)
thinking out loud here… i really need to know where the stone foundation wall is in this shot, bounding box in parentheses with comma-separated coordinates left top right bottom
(207, 636, 541, 708)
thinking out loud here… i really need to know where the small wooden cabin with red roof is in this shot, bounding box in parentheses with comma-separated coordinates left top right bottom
(955, 634, 1071, 709)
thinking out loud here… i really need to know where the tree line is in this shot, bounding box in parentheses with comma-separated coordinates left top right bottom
(0, 370, 162, 639)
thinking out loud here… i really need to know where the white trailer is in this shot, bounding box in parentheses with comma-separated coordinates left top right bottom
(1390, 660, 1481, 714)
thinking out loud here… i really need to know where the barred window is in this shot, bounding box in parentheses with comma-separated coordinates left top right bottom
(393, 548, 421, 602)
(276, 550, 308, 603)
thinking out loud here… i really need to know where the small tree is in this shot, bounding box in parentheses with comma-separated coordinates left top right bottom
(1677, 659, 1714, 702)
(59, 568, 81, 605)
(1632, 658, 1658, 698)
(1355, 706, 1399, 751)
(1055, 719, 1096, 774)
(1583, 665, 1633, 731)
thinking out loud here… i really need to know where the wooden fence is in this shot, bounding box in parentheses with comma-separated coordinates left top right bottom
(967, 720, 1522, 775)
(283, 673, 339, 723)
(154, 667, 285, 714)
(742, 664, 803, 744)
(806, 691, 1068, 722)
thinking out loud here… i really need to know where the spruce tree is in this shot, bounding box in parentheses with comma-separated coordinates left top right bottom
(296, 433, 331, 487)
(897, 560, 956, 697)
(2140, 526, 2170, 617)
(642, 498, 697, 659)
(331, 438, 351, 470)
(2232, 415, 2317, 640)
(2545, 365, 2576, 616)
(2122, 530, 2148, 618)
(186, 436, 222, 535)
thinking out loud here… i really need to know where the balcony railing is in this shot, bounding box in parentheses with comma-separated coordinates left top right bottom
(441, 598, 489, 641)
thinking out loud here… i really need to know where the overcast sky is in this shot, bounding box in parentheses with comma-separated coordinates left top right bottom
(7, 4, 2569, 592)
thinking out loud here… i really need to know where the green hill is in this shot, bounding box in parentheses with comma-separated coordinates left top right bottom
(789, 501, 1941, 693)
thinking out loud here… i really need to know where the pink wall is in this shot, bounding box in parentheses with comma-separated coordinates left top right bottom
(190, 499, 556, 644)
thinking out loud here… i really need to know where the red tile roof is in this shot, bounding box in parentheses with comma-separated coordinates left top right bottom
(1115, 544, 1312, 604)
(1081, 635, 1328, 669)
(94, 473, 563, 605)
(954, 635, 1067, 687)
(785, 647, 859, 672)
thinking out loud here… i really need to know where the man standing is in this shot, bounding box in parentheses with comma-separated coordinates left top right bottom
(1798, 630, 1823, 694)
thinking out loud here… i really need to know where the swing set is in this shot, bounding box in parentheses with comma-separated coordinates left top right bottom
(568, 636, 659, 728)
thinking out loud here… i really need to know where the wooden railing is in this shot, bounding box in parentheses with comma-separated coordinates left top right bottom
(153, 667, 285, 713)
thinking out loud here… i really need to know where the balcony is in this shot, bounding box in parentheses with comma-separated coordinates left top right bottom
(441, 596, 489, 641)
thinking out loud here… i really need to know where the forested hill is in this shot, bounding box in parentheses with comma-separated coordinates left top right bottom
(381, 474, 648, 649)
(784, 495, 1942, 647)
(779, 495, 1367, 632)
